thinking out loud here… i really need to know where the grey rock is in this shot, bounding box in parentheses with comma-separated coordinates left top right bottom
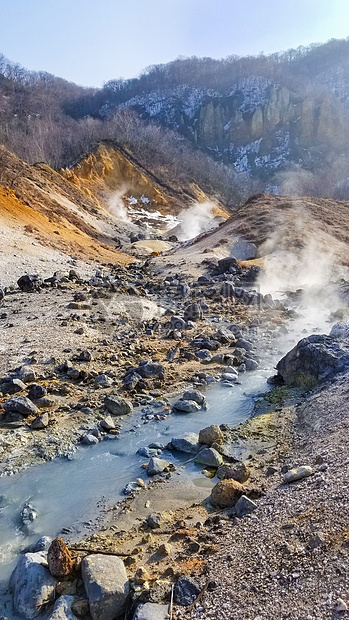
(99, 415, 115, 431)
(220, 282, 235, 298)
(104, 394, 133, 416)
(232, 495, 258, 517)
(133, 602, 169, 620)
(171, 433, 200, 454)
(172, 399, 201, 413)
(182, 389, 206, 406)
(216, 257, 238, 274)
(137, 362, 164, 380)
(137, 447, 161, 458)
(245, 359, 259, 371)
(81, 554, 129, 620)
(4, 396, 37, 417)
(21, 502, 38, 524)
(1, 377, 26, 396)
(82, 434, 99, 445)
(49, 595, 78, 620)
(236, 338, 254, 351)
(170, 316, 186, 330)
(330, 321, 349, 338)
(10, 551, 56, 619)
(195, 349, 212, 361)
(17, 274, 43, 292)
(194, 447, 223, 467)
(147, 457, 170, 476)
(124, 372, 142, 390)
(31, 536, 52, 552)
(31, 412, 49, 429)
(28, 384, 47, 400)
(146, 513, 161, 529)
(277, 334, 349, 386)
(284, 465, 313, 483)
(174, 576, 200, 606)
(18, 366, 36, 383)
(184, 303, 203, 322)
(95, 374, 114, 388)
(221, 372, 239, 382)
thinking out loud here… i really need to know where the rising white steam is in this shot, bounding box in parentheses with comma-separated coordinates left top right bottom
(174, 201, 216, 241)
(107, 185, 130, 222)
(257, 206, 348, 326)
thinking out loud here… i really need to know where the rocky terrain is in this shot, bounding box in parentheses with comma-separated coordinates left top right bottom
(1, 144, 349, 619)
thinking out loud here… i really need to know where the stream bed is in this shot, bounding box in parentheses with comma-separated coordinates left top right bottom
(0, 300, 334, 594)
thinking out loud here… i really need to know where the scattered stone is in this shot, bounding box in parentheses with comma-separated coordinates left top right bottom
(283, 466, 313, 483)
(21, 502, 38, 525)
(31, 536, 52, 552)
(182, 389, 206, 406)
(171, 433, 200, 454)
(146, 514, 161, 529)
(28, 383, 47, 400)
(95, 374, 114, 388)
(47, 537, 75, 577)
(245, 358, 259, 371)
(137, 362, 164, 380)
(71, 599, 90, 618)
(81, 434, 99, 445)
(172, 399, 201, 413)
(104, 394, 133, 416)
(335, 598, 348, 612)
(147, 457, 170, 476)
(174, 576, 200, 606)
(99, 415, 115, 431)
(4, 395, 37, 417)
(18, 366, 36, 383)
(210, 479, 244, 508)
(0, 377, 26, 396)
(81, 554, 129, 620)
(49, 594, 78, 620)
(17, 274, 42, 292)
(232, 495, 258, 518)
(199, 425, 223, 445)
(217, 461, 250, 483)
(31, 412, 49, 429)
(134, 566, 150, 584)
(158, 543, 172, 557)
(10, 551, 56, 619)
(132, 602, 169, 620)
(194, 447, 223, 467)
(184, 303, 203, 321)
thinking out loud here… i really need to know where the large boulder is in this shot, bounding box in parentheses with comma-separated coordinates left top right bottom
(132, 602, 169, 620)
(210, 479, 244, 508)
(104, 394, 133, 416)
(81, 554, 129, 620)
(276, 334, 349, 386)
(17, 274, 43, 292)
(10, 551, 56, 619)
(147, 457, 170, 476)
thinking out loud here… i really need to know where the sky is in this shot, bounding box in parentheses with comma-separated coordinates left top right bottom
(0, 0, 348, 88)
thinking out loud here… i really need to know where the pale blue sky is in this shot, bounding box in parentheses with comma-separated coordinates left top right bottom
(0, 0, 348, 87)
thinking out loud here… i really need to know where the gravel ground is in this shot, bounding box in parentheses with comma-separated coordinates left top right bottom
(175, 373, 349, 620)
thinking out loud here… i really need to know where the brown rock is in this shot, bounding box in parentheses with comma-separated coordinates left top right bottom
(134, 566, 150, 584)
(47, 537, 74, 577)
(210, 479, 244, 508)
(198, 424, 223, 446)
(216, 461, 250, 483)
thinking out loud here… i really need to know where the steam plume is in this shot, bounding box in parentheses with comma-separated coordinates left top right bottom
(107, 185, 130, 222)
(174, 201, 216, 241)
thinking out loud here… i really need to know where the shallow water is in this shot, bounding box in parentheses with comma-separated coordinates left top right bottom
(0, 301, 333, 592)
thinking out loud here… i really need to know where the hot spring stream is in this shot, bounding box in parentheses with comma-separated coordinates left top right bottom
(0, 302, 334, 598)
